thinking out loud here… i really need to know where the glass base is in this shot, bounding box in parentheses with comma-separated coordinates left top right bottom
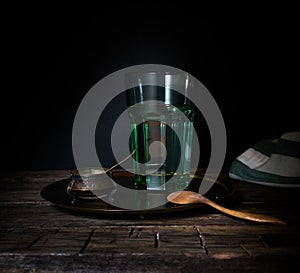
(134, 173, 190, 191)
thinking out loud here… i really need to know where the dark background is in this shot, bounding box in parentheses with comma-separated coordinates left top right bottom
(1, 4, 299, 171)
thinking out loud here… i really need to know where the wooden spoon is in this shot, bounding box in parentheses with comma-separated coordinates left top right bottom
(167, 191, 286, 225)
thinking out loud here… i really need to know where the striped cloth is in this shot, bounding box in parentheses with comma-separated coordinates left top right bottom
(229, 132, 300, 187)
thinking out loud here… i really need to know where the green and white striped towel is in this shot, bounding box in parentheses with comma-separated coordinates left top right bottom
(229, 132, 300, 187)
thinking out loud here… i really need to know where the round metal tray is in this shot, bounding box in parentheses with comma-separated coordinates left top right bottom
(41, 170, 235, 217)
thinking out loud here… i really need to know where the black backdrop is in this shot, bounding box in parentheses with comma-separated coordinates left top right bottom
(1, 4, 299, 171)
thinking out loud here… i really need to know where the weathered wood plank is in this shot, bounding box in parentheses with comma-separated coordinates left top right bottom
(2, 202, 287, 230)
(1, 226, 298, 257)
(1, 253, 299, 273)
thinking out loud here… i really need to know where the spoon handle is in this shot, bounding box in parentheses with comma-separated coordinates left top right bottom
(205, 199, 286, 225)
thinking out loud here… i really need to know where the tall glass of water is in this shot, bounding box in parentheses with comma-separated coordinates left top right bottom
(126, 72, 195, 191)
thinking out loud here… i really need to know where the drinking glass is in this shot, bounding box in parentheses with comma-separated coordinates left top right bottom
(126, 72, 195, 191)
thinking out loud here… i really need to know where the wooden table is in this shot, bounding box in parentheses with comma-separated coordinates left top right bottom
(0, 170, 299, 272)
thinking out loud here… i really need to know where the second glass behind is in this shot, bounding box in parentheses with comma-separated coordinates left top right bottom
(126, 72, 195, 191)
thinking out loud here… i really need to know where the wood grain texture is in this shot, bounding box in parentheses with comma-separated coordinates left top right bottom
(0, 170, 299, 272)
